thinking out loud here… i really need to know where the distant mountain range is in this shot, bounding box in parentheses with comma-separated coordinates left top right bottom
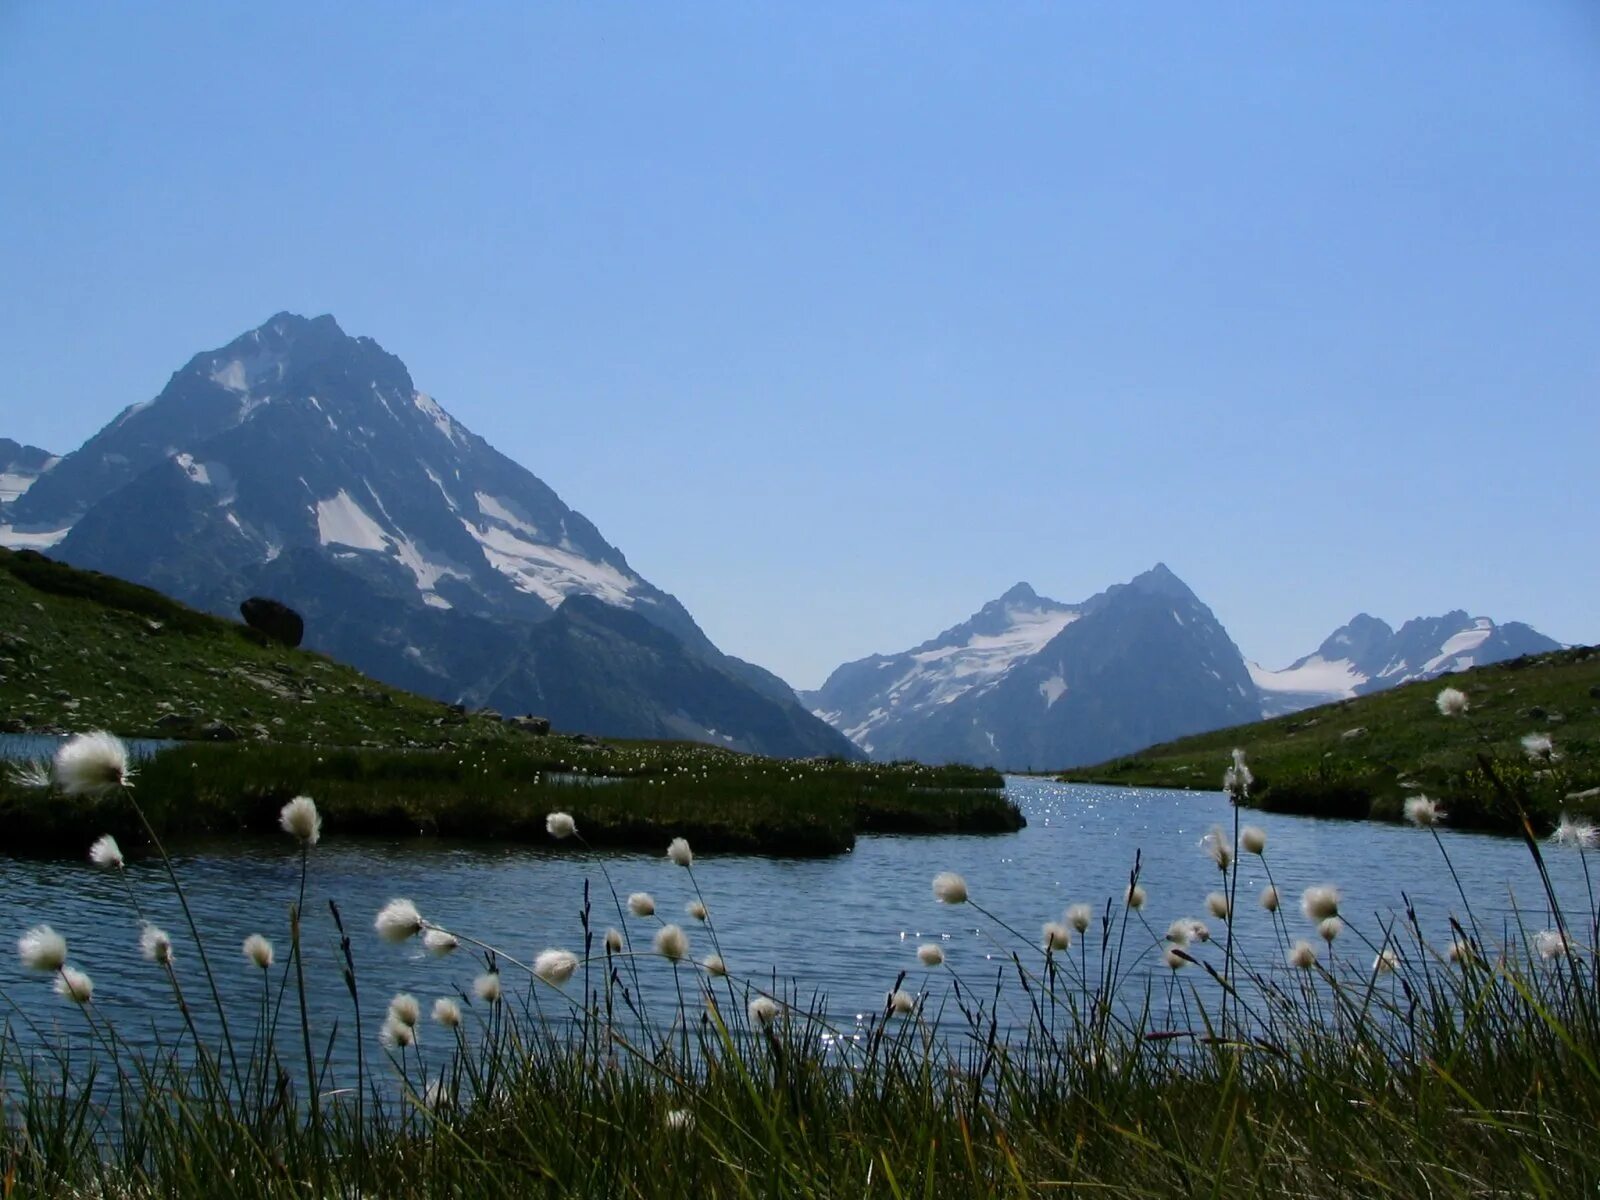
(1, 312, 1565, 770)
(0, 313, 856, 759)
(804, 571, 1564, 769)
(802, 566, 1262, 769)
(1247, 612, 1560, 716)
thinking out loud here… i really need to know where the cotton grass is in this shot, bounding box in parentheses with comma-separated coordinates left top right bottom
(932, 872, 968, 904)
(18, 926, 67, 973)
(278, 795, 321, 845)
(88, 834, 124, 869)
(53, 731, 132, 797)
(534, 949, 579, 985)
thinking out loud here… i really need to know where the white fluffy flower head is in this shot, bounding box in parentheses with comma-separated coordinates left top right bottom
(423, 929, 459, 956)
(1436, 687, 1469, 717)
(628, 892, 656, 918)
(8, 758, 52, 790)
(1301, 886, 1340, 922)
(55, 966, 94, 1005)
(388, 993, 421, 1027)
(1522, 732, 1558, 763)
(534, 948, 580, 986)
(379, 1016, 415, 1049)
(917, 943, 945, 967)
(653, 924, 689, 962)
(701, 953, 727, 977)
(1125, 883, 1147, 910)
(1318, 916, 1344, 943)
(932, 872, 968, 904)
(1289, 941, 1318, 970)
(888, 988, 916, 1015)
(1200, 826, 1233, 872)
(1404, 796, 1445, 827)
(54, 731, 133, 797)
(243, 934, 274, 970)
(1535, 929, 1571, 960)
(604, 927, 624, 953)
(748, 995, 779, 1028)
(1373, 948, 1400, 975)
(473, 972, 502, 1004)
(667, 837, 693, 867)
(686, 899, 707, 922)
(1042, 922, 1070, 952)
(1065, 903, 1092, 934)
(278, 796, 321, 845)
(1553, 813, 1600, 849)
(89, 834, 124, 869)
(546, 811, 577, 839)
(433, 997, 462, 1028)
(1164, 946, 1189, 970)
(1241, 826, 1267, 855)
(374, 899, 425, 943)
(140, 923, 174, 966)
(1206, 892, 1232, 921)
(1260, 885, 1281, 913)
(18, 926, 67, 972)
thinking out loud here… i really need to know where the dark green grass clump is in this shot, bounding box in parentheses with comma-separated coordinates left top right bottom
(1062, 645, 1600, 834)
(2, 739, 1018, 857)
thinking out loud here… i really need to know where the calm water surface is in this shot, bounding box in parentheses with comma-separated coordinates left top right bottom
(2, 777, 1590, 1061)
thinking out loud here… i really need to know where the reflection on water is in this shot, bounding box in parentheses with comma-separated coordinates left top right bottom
(0, 778, 1588, 1070)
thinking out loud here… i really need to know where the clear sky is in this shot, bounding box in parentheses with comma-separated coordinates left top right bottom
(2, 4, 1596, 689)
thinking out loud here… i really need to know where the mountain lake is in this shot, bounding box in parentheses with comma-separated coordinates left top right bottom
(3, 765, 1591, 1071)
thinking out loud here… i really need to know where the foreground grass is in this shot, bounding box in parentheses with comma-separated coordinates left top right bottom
(1062, 644, 1600, 834)
(7, 712, 1600, 1196)
(2, 739, 1017, 857)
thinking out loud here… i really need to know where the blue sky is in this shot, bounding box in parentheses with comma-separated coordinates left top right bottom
(2, 3, 1596, 688)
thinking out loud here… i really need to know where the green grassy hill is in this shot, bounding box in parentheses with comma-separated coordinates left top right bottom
(0, 545, 518, 748)
(1060, 645, 1600, 833)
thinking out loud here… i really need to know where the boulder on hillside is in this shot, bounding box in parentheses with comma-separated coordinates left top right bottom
(507, 714, 550, 735)
(240, 596, 304, 648)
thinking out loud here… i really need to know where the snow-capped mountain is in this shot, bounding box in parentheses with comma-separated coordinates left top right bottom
(3, 313, 855, 758)
(0, 439, 58, 509)
(803, 565, 1262, 769)
(1249, 611, 1562, 716)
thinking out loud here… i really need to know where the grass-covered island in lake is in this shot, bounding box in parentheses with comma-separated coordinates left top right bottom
(1061, 644, 1600, 834)
(0, 546, 1018, 855)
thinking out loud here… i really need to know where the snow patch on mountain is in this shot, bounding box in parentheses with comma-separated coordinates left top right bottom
(1419, 620, 1492, 674)
(0, 524, 70, 549)
(840, 601, 1080, 745)
(1248, 655, 1364, 698)
(316, 490, 390, 552)
(1038, 673, 1068, 707)
(414, 392, 466, 446)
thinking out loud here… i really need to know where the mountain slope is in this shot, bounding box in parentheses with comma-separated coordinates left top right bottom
(806, 565, 1261, 769)
(2, 314, 855, 759)
(1250, 611, 1563, 716)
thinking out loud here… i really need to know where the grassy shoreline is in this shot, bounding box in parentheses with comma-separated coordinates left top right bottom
(3, 738, 1020, 858)
(1060, 645, 1600, 835)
